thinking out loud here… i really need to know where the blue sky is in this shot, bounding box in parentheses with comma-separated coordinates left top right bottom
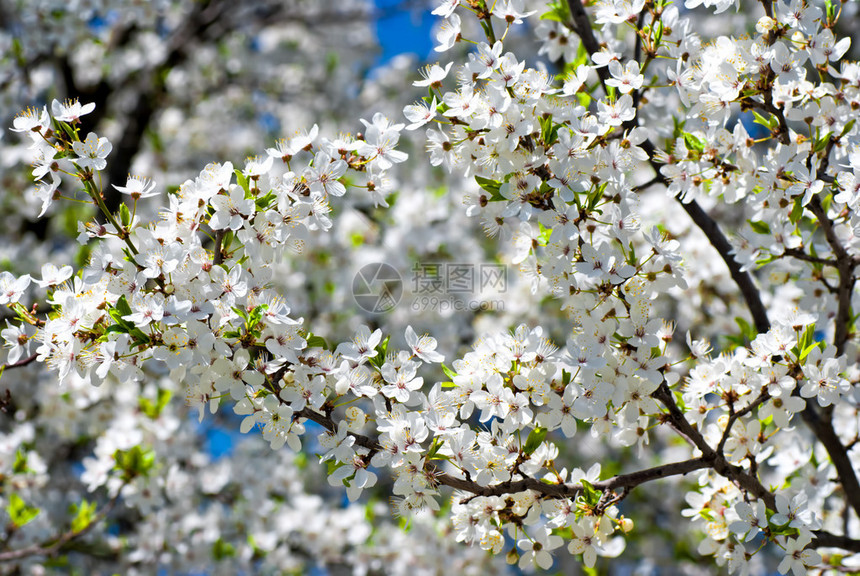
(374, 0, 436, 64)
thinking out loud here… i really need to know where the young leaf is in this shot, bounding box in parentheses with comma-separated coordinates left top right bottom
(8, 493, 40, 527)
(70, 499, 98, 533)
(522, 426, 548, 455)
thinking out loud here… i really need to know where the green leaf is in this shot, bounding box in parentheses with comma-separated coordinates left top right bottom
(11, 37, 24, 65)
(104, 324, 130, 336)
(441, 363, 458, 380)
(736, 317, 756, 342)
(540, 1, 570, 22)
(130, 328, 151, 346)
(75, 243, 92, 269)
(539, 114, 558, 146)
(294, 452, 307, 470)
(572, 40, 588, 68)
(537, 222, 553, 246)
(788, 196, 804, 224)
(325, 51, 339, 75)
(255, 191, 277, 210)
(751, 110, 776, 130)
(231, 306, 250, 323)
(682, 132, 704, 154)
(13, 449, 29, 474)
(799, 341, 821, 362)
(426, 437, 443, 460)
(522, 426, 548, 455)
(748, 220, 771, 235)
(796, 324, 820, 363)
(825, 0, 836, 23)
(475, 176, 504, 201)
(114, 446, 156, 480)
(114, 295, 133, 317)
(579, 479, 602, 507)
(575, 91, 592, 107)
(70, 499, 97, 533)
(725, 316, 754, 351)
(108, 296, 150, 344)
(118, 202, 132, 228)
(234, 169, 250, 195)
(821, 190, 833, 213)
(672, 115, 686, 138)
(8, 493, 40, 527)
(43, 557, 70, 569)
(698, 508, 716, 522)
(653, 20, 664, 44)
(369, 335, 390, 368)
(306, 334, 329, 349)
(139, 389, 172, 419)
(248, 305, 264, 325)
(813, 131, 832, 154)
(212, 538, 236, 560)
(790, 323, 814, 360)
(828, 553, 845, 568)
(605, 84, 617, 101)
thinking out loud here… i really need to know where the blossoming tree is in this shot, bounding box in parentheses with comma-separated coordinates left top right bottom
(3, 0, 860, 574)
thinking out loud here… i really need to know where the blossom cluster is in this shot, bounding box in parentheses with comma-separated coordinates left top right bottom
(2, 0, 860, 574)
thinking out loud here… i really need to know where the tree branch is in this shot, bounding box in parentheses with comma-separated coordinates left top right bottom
(437, 457, 709, 501)
(800, 402, 860, 519)
(287, 380, 708, 503)
(565, 0, 610, 88)
(0, 352, 38, 372)
(813, 530, 860, 553)
(652, 383, 777, 510)
(561, 0, 771, 335)
(806, 194, 855, 355)
(0, 489, 123, 563)
(296, 406, 381, 454)
(782, 247, 838, 267)
(677, 195, 771, 334)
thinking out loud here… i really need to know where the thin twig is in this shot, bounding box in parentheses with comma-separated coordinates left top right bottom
(213, 230, 225, 266)
(716, 389, 771, 455)
(782, 247, 838, 267)
(440, 457, 710, 501)
(0, 353, 38, 372)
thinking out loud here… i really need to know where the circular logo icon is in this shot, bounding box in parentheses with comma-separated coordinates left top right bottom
(352, 262, 402, 313)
